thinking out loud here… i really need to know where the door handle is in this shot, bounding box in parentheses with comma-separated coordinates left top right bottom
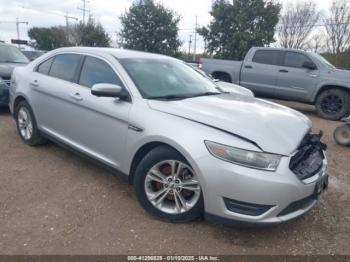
(70, 93, 83, 101)
(279, 69, 289, 73)
(30, 80, 39, 87)
(245, 65, 253, 69)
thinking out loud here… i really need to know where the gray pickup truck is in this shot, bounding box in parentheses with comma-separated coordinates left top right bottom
(201, 47, 350, 120)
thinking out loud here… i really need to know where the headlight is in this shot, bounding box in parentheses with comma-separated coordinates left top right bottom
(205, 141, 281, 171)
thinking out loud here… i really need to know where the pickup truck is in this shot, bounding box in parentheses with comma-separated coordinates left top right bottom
(200, 47, 350, 120)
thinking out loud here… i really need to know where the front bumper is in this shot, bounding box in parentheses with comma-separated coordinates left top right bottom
(195, 154, 327, 226)
(0, 82, 9, 107)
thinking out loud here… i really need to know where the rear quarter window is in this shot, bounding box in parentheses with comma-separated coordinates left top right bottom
(49, 54, 81, 82)
(36, 57, 54, 75)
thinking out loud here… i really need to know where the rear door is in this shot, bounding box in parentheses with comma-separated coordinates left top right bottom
(31, 53, 83, 139)
(276, 51, 318, 102)
(240, 50, 282, 97)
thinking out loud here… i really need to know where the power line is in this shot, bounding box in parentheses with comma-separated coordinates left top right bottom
(277, 21, 350, 31)
(78, 0, 90, 25)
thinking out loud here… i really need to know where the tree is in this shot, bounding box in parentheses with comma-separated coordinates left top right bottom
(119, 0, 182, 56)
(72, 16, 110, 47)
(278, 1, 321, 49)
(325, 0, 350, 66)
(198, 0, 281, 60)
(28, 26, 68, 51)
(28, 17, 110, 51)
(304, 31, 326, 53)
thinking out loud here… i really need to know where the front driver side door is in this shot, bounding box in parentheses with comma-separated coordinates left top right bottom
(65, 55, 132, 170)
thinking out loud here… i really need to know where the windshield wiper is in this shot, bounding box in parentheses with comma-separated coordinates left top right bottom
(189, 91, 223, 98)
(147, 94, 191, 100)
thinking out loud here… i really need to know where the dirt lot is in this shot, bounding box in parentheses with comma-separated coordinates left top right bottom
(0, 100, 349, 255)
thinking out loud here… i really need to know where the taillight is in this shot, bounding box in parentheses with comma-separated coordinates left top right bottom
(197, 60, 203, 69)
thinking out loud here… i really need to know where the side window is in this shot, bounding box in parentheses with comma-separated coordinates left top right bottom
(284, 52, 312, 68)
(37, 57, 54, 75)
(49, 54, 81, 82)
(252, 50, 281, 66)
(79, 56, 122, 88)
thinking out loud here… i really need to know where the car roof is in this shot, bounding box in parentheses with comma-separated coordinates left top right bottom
(53, 46, 171, 60)
(251, 46, 308, 53)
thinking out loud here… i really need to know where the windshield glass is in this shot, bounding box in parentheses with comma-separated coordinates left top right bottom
(0, 45, 29, 63)
(310, 53, 335, 69)
(119, 58, 220, 98)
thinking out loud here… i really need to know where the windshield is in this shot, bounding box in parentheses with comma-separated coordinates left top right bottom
(119, 58, 220, 99)
(310, 53, 335, 69)
(0, 45, 29, 64)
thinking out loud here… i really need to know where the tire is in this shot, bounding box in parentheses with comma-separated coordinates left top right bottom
(315, 89, 350, 120)
(15, 100, 46, 146)
(212, 72, 232, 83)
(134, 146, 204, 223)
(334, 124, 350, 146)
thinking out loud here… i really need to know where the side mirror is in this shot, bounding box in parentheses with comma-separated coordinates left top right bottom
(302, 61, 317, 70)
(91, 83, 130, 101)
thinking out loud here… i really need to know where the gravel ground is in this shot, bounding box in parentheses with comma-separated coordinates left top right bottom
(0, 100, 349, 255)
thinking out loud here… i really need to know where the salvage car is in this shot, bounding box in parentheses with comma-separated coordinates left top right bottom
(9, 47, 328, 225)
(200, 47, 350, 120)
(0, 43, 29, 107)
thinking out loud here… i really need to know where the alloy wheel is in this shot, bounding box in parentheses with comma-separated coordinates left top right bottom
(18, 107, 33, 140)
(320, 95, 343, 115)
(144, 160, 201, 214)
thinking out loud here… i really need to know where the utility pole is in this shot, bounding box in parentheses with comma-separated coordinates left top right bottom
(78, 0, 90, 25)
(188, 34, 192, 60)
(0, 19, 28, 48)
(192, 15, 198, 62)
(64, 13, 78, 41)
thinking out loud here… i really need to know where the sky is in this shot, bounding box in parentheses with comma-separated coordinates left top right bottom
(0, 0, 334, 51)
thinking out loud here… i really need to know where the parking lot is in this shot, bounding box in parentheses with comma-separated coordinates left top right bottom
(0, 100, 349, 255)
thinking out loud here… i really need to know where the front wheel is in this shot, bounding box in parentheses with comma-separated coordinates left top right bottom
(134, 146, 204, 223)
(334, 124, 350, 146)
(315, 89, 350, 120)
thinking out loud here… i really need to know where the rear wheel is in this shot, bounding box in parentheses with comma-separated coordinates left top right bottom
(134, 146, 204, 223)
(15, 101, 46, 146)
(315, 89, 350, 120)
(334, 124, 350, 146)
(212, 72, 232, 83)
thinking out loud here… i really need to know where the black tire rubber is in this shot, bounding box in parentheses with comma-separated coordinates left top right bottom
(133, 146, 204, 223)
(15, 100, 47, 146)
(334, 124, 350, 146)
(315, 89, 350, 120)
(212, 72, 232, 83)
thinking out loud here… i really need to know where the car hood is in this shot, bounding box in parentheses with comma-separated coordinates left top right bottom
(216, 81, 254, 97)
(0, 63, 27, 78)
(148, 94, 311, 155)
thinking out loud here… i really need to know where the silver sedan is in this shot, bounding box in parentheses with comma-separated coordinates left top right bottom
(9, 47, 328, 225)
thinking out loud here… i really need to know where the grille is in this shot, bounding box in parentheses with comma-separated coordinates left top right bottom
(289, 132, 327, 181)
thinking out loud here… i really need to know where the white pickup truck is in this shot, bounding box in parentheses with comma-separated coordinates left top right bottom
(200, 47, 350, 120)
